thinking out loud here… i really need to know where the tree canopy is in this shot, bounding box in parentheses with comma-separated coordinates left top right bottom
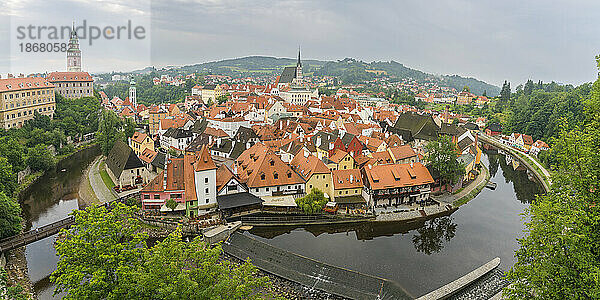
(51, 203, 274, 299)
(424, 136, 465, 186)
(295, 188, 328, 214)
(504, 57, 600, 299)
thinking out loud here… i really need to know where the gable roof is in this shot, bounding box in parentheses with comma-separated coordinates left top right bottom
(363, 162, 434, 190)
(106, 140, 144, 178)
(194, 145, 217, 172)
(290, 151, 331, 180)
(235, 143, 305, 188)
(332, 169, 362, 190)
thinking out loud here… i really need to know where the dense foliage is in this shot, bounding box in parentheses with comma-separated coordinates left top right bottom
(101, 73, 198, 105)
(97, 110, 127, 155)
(52, 203, 273, 299)
(0, 94, 101, 240)
(0, 192, 22, 239)
(505, 57, 600, 298)
(424, 136, 465, 187)
(295, 188, 328, 214)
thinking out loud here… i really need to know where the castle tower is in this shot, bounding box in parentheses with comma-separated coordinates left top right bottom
(129, 79, 137, 108)
(66, 22, 82, 72)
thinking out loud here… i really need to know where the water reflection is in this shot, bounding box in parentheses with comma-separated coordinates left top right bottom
(20, 144, 100, 230)
(412, 217, 457, 255)
(487, 151, 543, 203)
(18, 144, 100, 299)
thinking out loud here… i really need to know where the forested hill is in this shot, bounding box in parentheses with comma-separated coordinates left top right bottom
(161, 56, 500, 96)
(313, 58, 499, 96)
(178, 56, 326, 77)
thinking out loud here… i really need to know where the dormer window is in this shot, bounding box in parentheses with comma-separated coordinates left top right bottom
(269, 160, 274, 166)
(287, 172, 292, 178)
(260, 173, 266, 180)
(273, 172, 278, 179)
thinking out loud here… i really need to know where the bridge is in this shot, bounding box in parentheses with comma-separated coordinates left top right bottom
(0, 194, 136, 254)
(478, 133, 550, 193)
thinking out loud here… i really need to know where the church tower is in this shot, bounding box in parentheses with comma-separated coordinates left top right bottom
(66, 22, 82, 72)
(292, 47, 303, 86)
(129, 79, 137, 108)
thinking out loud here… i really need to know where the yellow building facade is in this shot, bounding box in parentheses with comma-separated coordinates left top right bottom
(0, 77, 56, 129)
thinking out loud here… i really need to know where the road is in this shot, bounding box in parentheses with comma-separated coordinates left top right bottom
(88, 157, 117, 203)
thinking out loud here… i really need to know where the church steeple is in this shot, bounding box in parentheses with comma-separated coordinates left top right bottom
(294, 46, 303, 84)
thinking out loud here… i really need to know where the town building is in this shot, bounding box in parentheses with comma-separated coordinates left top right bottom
(47, 72, 94, 99)
(362, 162, 434, 208)
(234, 143, 305, 197)
(66, 23, 82, 72)
(0, 77, 55, 129)
(129, 131, 154, 157)
(290, 151, 333, 198)
(331, 169, 366, 210)
(105, 140, 151, 190)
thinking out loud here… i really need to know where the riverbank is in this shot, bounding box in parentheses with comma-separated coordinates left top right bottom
(4, 143, 99, 299)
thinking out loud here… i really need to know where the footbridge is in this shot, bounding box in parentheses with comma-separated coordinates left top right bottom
(0, 194, 136, 254)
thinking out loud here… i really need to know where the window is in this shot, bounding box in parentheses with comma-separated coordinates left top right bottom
(205, 188, 209, 194)
(261, 173, 265, 180)
(206, 198, 209, 204)
(287, 172, 291, 178)
(273, 172, 278, 179)
(205, 178, 208, 183)
(255, 188, 259, 192)
(154, 194, 160, 199)
(144, 194, 150, 199)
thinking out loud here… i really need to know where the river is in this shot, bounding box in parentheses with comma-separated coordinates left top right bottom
(247, 152, 543, 297)
(19, 149, 541, 299)
(18, 145, 100, 300)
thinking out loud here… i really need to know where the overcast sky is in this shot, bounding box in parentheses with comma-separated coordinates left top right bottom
(1, 0, 599, 88)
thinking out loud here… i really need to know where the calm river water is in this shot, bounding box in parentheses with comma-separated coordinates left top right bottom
(248, 152, 543, 297)
(20, 149, 541, 299)
(19, 145, 100, 299)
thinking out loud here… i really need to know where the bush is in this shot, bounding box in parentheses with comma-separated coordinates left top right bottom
(295, 188, 328, 214)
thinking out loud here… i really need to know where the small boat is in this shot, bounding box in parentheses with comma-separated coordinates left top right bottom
(60, 169, 67, 172)
(485, 182, 497, 190)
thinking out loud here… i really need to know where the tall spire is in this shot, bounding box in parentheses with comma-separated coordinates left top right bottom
(297, 46, 301, 67)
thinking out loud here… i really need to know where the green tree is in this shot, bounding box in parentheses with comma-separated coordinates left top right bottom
(166, 198, 177, 211)
(505, 57, 600, 299)
(424, 136, 465, 188)
(0, 137, 26, 172)
(0, 157, 17, 196)
(26, 144, 55, 172)
(51, 203, 273, 299)
(98, 110, 125, 155)
(295, 188, 328, 214)
(0, 267, 27, 300)
(51, 204, 147, 299)
(124, 117, 136, 139)
(0, 192, 22, 239)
